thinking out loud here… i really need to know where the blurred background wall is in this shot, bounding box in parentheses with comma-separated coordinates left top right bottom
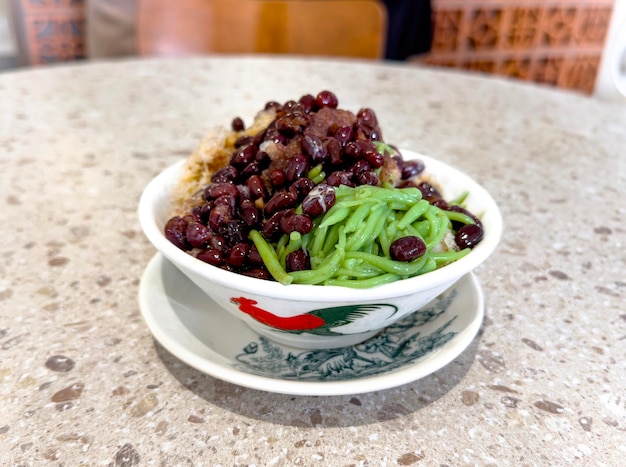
(415, 0, 618, 94)
(0, 0, 17, 69)
(1, 0, 625, 98)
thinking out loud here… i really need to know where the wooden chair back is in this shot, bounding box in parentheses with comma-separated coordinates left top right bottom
(137, 0, 387, 59)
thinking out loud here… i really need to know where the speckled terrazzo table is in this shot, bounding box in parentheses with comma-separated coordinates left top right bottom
(1, 56, 625, 466)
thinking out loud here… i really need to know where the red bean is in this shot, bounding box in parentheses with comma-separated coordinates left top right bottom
(267, 168, 287, 188)
(291, 178, 315, 200)
(298, 94, 318, 113)
(363, 150, 384, 168)
(356, 108, 378, 127)
(211, 166, 239, 183)
(209, 234, 228, 253)
(286, 249, 311, 272)
(324, 137, 343, 165)
(326, 171, 354, 187)
(416, 182, 443, 203)
(255, 150, 271, 167)
(253, 128, 268, 146)
(231, 117, 245, 132)
(246, 175, 267, 199)
(208, 204, 230, 233)
(285, 154, 309, 182)
(316, 90, 338, 109)
(262, 210, 289, 240)
(264, 128, 287, 145)
(264, 100, 282, 111)
(198, 203, 213, 224)
(241, 267, 272, 280)
(333, 125, 353, 145)
(280, 212, 313, 235)
(276, 112, 310, 136)
(164, 216, 190, 250)
(227, 243, 250, 267)
(370, 128, 382, 141)
(230, 144, 256, 168)
(186, 222, 212, 248)
(190, 205, 204, 221)
(234, 135, 253, 147)
(240, 161, 262, 178)
(196, 249, 223, 266)
(355, 171, 379, 186)
(302, 134, 327, 162)
(301, 184, 336, 217)
(205, 182, 239, 201)
(240, 200, 260, 227)
(401, 159, 425, 179)
(283, 99, 300, 111)
(343, 141, 362, 160)
(356, 140, 376, 153)
(354, 123, 381, 141)
(226, 219, 246, 245)
(390, 236, 426, 261)
(432, 199, 449, 210)
(265, 190, 297, 215)
(455, 224, 483, 249)
(350, 159, 371, 175)
(248, 244, 264, 265)
(213, 195, 236, 216)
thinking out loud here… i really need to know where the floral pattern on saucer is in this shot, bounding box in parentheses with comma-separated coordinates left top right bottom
(140, 255, 483, 394)
(234, 289, 458, 381)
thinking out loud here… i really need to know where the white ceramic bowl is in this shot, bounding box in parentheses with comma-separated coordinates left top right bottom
(139, 150, 502, 349)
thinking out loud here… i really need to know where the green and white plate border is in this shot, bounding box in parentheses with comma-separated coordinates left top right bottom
(139, 254, 484, 396)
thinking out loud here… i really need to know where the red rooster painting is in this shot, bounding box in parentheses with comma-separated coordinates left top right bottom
(230, 297, 398, 336)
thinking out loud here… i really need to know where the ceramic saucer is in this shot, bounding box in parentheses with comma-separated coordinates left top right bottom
(139, 254, 484, 396)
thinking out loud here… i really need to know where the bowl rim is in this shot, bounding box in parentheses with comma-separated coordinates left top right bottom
(138, 150, 503, 301)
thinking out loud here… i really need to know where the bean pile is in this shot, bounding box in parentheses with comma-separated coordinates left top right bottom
(164, 91, 484, 284)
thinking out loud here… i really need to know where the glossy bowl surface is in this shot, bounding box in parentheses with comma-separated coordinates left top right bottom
(139, 150, 502, 349)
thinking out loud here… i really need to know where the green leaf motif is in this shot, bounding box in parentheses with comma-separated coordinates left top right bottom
(283, 303, 399, 336)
